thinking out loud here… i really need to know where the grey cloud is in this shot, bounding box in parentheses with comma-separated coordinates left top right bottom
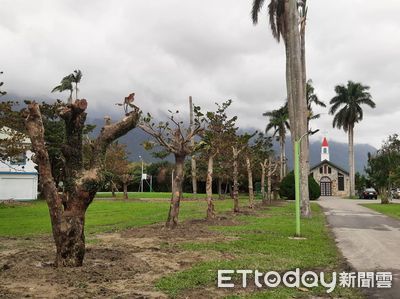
(1, 0, 400, 148)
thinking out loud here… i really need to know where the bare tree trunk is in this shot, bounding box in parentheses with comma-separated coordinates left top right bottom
(123, 183, 128, 200)
(260, 161, 266, 204)
(380, 187, 389, 204)
(25, 100, 140, 267)
(218, 177, 223, 200)
(166, 154, 185, 228)
(232, 147, 240, 212)
(349, 126, 355, 197)
(206, 155, 216, 219)
(189, 96, 197, 197)
(246, 156, 254, 208)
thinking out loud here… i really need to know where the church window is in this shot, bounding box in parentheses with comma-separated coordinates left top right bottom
(323, 148, 327, 154)
(338, 173, 345, 191)
(319, 167, 323, 174)
(328, 167, 332, 174)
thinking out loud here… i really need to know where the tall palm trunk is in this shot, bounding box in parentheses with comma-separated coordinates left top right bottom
(348, 125, 355, 197)
(166, 154, 185, 228)
(299, 0, 311, 218)
(285, 0, 311, 218)
(206, 154, 216, 219)
(246, 156, 254, 209)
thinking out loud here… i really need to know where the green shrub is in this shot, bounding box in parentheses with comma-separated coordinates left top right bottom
(279, 171, 321, 200)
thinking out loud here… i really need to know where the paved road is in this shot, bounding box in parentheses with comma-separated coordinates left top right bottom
(318, 197, 400, 298)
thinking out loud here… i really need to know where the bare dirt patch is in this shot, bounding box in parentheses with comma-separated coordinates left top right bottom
(0, 215, 243, 298)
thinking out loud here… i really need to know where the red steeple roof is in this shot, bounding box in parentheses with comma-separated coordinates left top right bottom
(322, 137, 329, 147)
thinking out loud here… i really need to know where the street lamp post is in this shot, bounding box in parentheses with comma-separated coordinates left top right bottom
(294, 129, 319, 237)
(139, 155, 144, 193)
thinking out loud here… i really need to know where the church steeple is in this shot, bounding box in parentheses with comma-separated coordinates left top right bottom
(321, 137, 330, 161)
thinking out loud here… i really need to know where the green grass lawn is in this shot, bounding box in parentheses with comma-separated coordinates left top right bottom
(361, 202, 400, 220)
(95, 191, 210, 199)
(0, 196, 362, 298)
(0, 196, 242, 237)
(156, 204, 362, 298)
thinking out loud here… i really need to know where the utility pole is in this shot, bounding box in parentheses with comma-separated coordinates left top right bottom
(189, 96, 197, 197)
(139, 155, 144, 192)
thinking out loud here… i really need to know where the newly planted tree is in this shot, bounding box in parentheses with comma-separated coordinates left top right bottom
(329, 81, 376, 197)
(140, 107, 204, 228)
(23, 95, 140, 267)
(231, 133, 254, 212)
(252, 133, 275, 203)
(202, 100, 237, 219)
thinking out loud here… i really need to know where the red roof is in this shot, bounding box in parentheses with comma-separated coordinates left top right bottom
(322, 137, 329, 147)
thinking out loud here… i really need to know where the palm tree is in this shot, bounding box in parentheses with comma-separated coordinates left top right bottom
(329, 81, 376, 197)
(264, 104, 289, 181)
(52, 74, 74, 104)
(252, 0, 312, 218)
(71, 70, 82, 100)
(51, 70, 82, 104)
(306, 79, 326, 124)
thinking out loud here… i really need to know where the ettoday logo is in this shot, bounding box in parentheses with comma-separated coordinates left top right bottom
(218, 269, 337, 293)
(218, 269, 393, 293)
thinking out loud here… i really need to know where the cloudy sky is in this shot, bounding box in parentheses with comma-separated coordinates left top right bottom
(1, 0, 399, 148)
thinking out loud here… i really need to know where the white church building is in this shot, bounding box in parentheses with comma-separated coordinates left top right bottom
(0, 127, 38, 201)
(309, 137, 350, 197)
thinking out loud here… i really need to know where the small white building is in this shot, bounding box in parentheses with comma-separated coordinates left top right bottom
(0, 127, 38, 201)
(309, 137, 350, 197)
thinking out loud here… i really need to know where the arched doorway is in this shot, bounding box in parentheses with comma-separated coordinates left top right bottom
(320, 176, 332, 196)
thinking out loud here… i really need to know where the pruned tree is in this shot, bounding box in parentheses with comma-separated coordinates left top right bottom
(252, 133, 275, 203)
(139, 106, 204, 228)
(23, 96, 140, 267)
(189, 96, 198, 196)
(231, 133, 254, 212)
(201, 100, 237, 219)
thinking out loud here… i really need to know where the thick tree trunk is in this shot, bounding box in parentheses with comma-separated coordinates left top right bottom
(246, 156, 254, 209)
(189, 96, 197, 196)
(205, 155, 216, 219)
(232, 147, 240, 212)
(260, 162, 266, 204)
(166, 154, 185, 228)
(25, 100, 140, 267)
(349, 126, 355, 197)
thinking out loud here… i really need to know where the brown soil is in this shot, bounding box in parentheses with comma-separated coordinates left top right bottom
(0, 214, 247, 299)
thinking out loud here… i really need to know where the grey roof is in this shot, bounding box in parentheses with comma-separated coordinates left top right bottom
(310, 159, 349, 175)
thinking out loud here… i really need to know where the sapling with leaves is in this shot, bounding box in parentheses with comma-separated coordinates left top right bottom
(231, 132, 255, 212)
(139, 105, 205, 228)
(201, 100, 237, 219)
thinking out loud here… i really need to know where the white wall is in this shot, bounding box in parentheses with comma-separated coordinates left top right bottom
(0, 173, 38, 200)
